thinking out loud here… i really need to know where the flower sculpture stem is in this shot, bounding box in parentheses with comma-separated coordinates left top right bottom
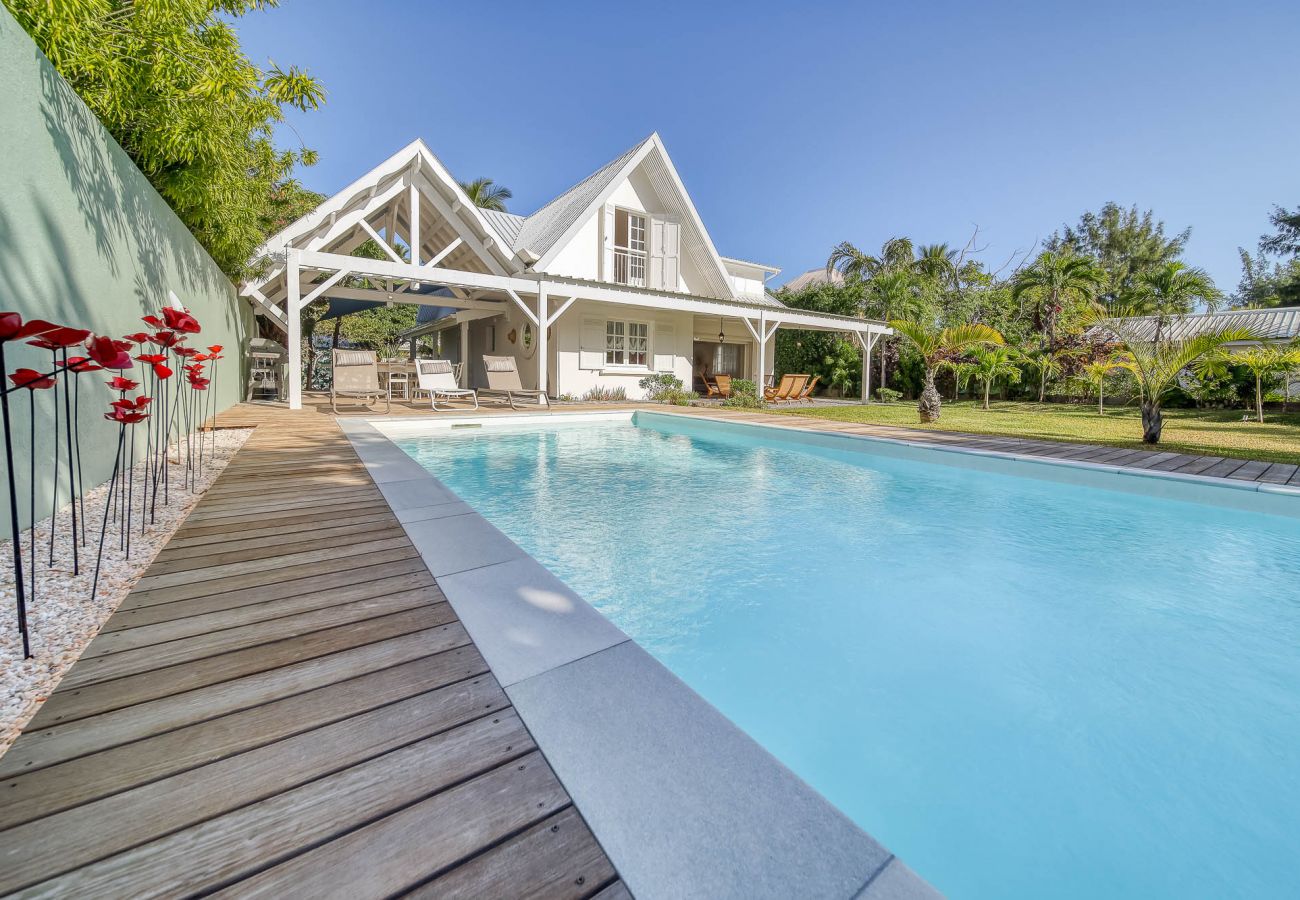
(0, 342, 30, 658)
(60, 349, 79, 574)
(92, 425, 125, 600)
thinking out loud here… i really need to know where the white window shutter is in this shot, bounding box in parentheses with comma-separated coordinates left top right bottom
(653, 323, 675, 372)
(601, 204, 615, 281)
(648, 216, 666, 290)
(579, 318, 604, 370)
(663, 217, 681, 291)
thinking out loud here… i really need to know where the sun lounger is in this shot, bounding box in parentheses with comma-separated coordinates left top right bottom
(331, 349, 391, 414)
(417, 359, 478, 411)
(481, 355, 549, 409)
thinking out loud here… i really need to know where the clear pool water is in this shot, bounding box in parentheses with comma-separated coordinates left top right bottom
(396, 414, 1300, 899)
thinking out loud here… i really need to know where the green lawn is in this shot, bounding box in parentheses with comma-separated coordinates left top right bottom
(778, 400, 1300, 465)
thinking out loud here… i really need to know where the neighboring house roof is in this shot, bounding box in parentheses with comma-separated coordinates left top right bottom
(1095, 306, 1300, 343)
(779, 267, 844, 293)
(512, 137, 650, 261)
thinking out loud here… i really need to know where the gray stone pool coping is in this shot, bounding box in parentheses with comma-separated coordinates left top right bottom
(339, 415, 935, 900)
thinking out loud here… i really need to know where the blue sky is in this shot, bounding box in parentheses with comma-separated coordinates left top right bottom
(236, 0, 1299, 292)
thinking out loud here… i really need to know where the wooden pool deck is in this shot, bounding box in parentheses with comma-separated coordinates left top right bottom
(0, 402, 627, 898)
(1, 394, 1291, 898)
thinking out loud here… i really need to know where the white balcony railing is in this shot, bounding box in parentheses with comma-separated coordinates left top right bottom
(613, 247, 647, 287)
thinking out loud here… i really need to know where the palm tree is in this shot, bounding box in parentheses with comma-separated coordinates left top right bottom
(889, 320, 1003, 422)
(457, 177, 512, 212)
(1106, 316, 1259, 443)
(1129, 261, 1221, 317)
(1223, 345, 1300, 423)
(863, 271, 926, 394)
(826, 237, 916, 282)
(1081, 360, 1118, 415)
(969, 346, 1022, 410)
(915, 243, 958, 287)
(1012, 250, 1102, 346)
(939, 358, 977, 402)
(1020, 346, 1064, 403)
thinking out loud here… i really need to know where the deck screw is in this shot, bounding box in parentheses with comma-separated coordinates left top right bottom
(518, 764, 526, 771)
(551, 825, 559, 833)
(537, 802, 544, 808)
(575, 877, 585, 886)
(493, 718, 500, 724)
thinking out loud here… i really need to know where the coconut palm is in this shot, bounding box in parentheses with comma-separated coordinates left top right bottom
(826, 237, 916, 282)
(1105, 315, 1259, 443)
(890, 320, 1003, 422)
(457, 177, 512, 212)
(1081, 360, 1118, 415)
(1012, 250, 1102, 346)
(1129, 261, 1221, 317)
(969, 346, 1022, 410)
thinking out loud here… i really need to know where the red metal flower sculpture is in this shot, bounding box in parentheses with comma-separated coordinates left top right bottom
(162, 307, 201, 334)
(85, 336, 134, 370)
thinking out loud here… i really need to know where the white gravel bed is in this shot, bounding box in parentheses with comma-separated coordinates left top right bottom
(0, 428, 252, 755)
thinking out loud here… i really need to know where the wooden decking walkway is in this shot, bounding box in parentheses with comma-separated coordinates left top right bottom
(0, 406, 626, 898)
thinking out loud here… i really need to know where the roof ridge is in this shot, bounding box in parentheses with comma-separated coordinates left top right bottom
(520, 134, 652, 225)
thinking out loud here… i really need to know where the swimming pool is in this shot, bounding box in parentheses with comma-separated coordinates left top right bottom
(394, 412, 1300, 899)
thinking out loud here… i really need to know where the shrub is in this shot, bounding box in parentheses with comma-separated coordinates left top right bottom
(876, 387, 903, 403)
(658, 388, 698, 406)
(581, 385, 628, 402)
(638, 373, 683, 400)
(721, 379, 764, 409)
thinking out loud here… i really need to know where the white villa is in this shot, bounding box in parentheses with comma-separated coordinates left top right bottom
(243, 133, 889, 406)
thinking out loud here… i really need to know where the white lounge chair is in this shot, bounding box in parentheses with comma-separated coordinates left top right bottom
(416, 359, 478, 411)
(481, 355, 549, 409)
(331, 349, 391, 414)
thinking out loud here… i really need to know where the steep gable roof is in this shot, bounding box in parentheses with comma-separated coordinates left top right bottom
(511, 137, 651, 261)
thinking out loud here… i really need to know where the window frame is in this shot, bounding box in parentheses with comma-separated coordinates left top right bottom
(604, 318, 651, 368)
(612, 207, 648, 287)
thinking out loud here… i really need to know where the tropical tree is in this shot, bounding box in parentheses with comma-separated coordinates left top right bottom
(1130, 261, 1221, 316)
(457, 178, 512, 212)
(1081, 360, 1118, 415)
(1020, 346, 1065, 403)
(1104, 315, 1259, 443)
(827, 237, 917, 281)
(1048, 203, 1191, 306)
(1218, 345, 1300, 423)
(6, 0, 326, 277)
(968, 346, 1022, 410)
(888, 321, 1003, 422)
(939, 358, 977, 402)
(1012, 251, 1102, 346)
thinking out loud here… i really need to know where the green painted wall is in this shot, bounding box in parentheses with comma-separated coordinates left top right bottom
(0, 7, 252, 528)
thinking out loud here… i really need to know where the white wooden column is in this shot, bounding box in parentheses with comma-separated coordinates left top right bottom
(859, 330, 875, 403)
(459, 318, 470, 388)
(287, 249, 303, 410)
(535, 284, 548, 396)
(408, 183, 421, 266)
(756, 312, 766, 388)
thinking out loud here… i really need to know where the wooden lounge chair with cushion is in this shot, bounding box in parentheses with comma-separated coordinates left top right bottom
(793, 374, 821, 402)
(331, 349, 391, 414)
(699, 371, 721, 397)
(416, 359, 478, 411)
(714, 373, 732, 398)
(481, 355, 550, 409)
(764, 374, 796, 403)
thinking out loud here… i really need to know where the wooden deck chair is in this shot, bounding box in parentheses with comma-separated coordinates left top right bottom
(331, 349, 390, 414)
(793, 374, 821, 401)
(764, 374, 797, 403)
(417, 359, 478, 411)
(481, 355, 550, 409)
(699, 371, 721, 397)
(714, 374, 732, 398)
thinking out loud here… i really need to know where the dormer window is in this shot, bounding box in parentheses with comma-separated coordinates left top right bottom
(613, 208, 647, 287)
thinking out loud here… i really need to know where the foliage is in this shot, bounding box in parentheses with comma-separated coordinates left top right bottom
(721, 379, 763, 408)
(875, 387, 902, 403)
(780, 400, 1300, 465)
(1204, 344, 1300, 423)
(1011, 250, 1101, 345)
(820, 340, 861, 397)
(968, 346, 1022, 409)
(1080, 360, 1119, 414)
(1234, 206, 1300, 307)
(581, 385, 627, 402)
(337, 305, 418, 356)
(1260, 205, 1300, 257)
(1129, 262, 1221, 315)
(888, 320, 1003, 421)
(639, 373, 697, 404)
(457, 177, 512, 212)
(1047, 203, 1191, 307)
(6, 0, 326, 277)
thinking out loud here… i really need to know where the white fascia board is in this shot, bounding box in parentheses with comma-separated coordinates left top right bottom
(720, 255, 782, 277)
(411, 140, 524, 274)
(531, 140, 658, 273)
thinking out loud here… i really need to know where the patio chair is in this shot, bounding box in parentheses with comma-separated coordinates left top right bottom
(331, 349, 391, 414)
(416, 359, 478, 411)
(793, 374, 821, 402)
(699, 371, 721, 398)
(763, 374, 797, 403)
(481, 355, 550, 409)
(714, 374, 732, 398)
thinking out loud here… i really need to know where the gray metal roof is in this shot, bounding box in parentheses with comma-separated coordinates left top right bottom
(511, 136, 651, 258)
(778, 267, 844, 293)
(480, 209, 525, 247)
(1098, 306, 1300, 343)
